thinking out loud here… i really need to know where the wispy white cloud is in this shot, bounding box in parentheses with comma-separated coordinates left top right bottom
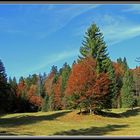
(123, 4, 140, 13)
(0, 5, 101, 39)
(100, 14, 140, 45)
(56, 4, 100, 20)
(22, 48, 79, 75)
(74, 13, 140, 46)
(37, 4, 101, 39)
(103, 25, 140, 46)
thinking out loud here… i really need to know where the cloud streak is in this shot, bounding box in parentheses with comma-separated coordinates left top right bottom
(0, 4, 101, 39)
(103, 25, 140, 46)
(100, 14, 140, 46)
(22, 48, 79, 75)
(37, 4, 101, 39)
(123, 4, 140, 13)
(74, 12, 140, 46)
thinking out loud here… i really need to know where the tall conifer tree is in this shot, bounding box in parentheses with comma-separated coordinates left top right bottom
(79, 23, 109, 73)
(121, 70, 135, 108)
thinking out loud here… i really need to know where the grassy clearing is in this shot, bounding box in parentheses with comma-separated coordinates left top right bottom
(0, 108, 140, 136)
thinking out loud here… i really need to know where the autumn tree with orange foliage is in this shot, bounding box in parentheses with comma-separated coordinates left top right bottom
(16, 77, 26, 98)
(27, 85, 42, 110)
(44, 66, 57, 96)
(66, 57, 110, 114)
(53, 76, 63, 110)
(15, 76, 43, 112)
(15, 77, 30, 112)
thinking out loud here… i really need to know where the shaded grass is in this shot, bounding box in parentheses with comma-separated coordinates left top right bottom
(0, 107, 140, 136)
(97, 108, 140, 118)
(0, 110, 71, 127)
(53, 124, 128, 136)
(0, 130, 34, 136)
(0, 131, 17, 136)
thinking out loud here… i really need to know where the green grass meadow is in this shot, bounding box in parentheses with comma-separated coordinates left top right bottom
(0, 108, 140, 136)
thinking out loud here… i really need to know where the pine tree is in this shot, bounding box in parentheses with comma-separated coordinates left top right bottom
(105, 59, 117, 108)
(42, 94, 49, 112)
(133, 66, 140, 106)
(0, 59, 7, 83)
(121, 70, 135, 108)
(79, 23, 109, 73)
(61, 63, 71, 93)
(31, 74, 38, 85)
(38, 73, 46, 98)
(48, 90, 55, 111)
(52, 66, 59, 84)
(18, 76, 27, 99)
(51, 65, 58, 74)
(117, 57, 129, 71)
(0, 59, 14, 112)
(19, 76, 24, 83)
(117, 57, 123, 65)
(9, 76, 17, 92)
(25, 75, 32, 89)
(115, 57, 129, 108)
(72, 60, 76, 66)
(123, 57, 129, 71)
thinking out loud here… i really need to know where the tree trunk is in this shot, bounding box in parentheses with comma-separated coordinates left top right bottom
(80, 107, 82, 114)
(89, 105, 92, 115)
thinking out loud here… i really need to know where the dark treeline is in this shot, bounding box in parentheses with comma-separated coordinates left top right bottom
(0, 23, 140, 114)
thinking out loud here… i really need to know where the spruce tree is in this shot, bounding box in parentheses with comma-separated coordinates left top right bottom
(9, 77, 17, 91)
(72, 60, 76, 66)
(105, 59, 117, 108)
(121, 70, 135, 108)
(123, 57, 129, 71)
(117, 57, 123, 65)
(48, 90, 55, 111)
(61, 63, 71, 93)
(38, 73, 46, 98)
(78, 23, 116, 110)
(117, 57, 128, 71)
(0, 59, 14, 112)
(79, 23, 109, 73)
(42, 94, 49, 112)
(0, 59, 7, 83)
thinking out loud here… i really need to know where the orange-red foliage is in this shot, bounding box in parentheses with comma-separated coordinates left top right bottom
(27, 85, 42, 107)
(16, 80, 26, 97)
(88, 73, 110, 98)
(27, 85, 37, 98)
(113, 62, 125, 78)
(132, 66, 140, 75)
(66, 57, 96, 95)
(45, 71, 55, 96)
(66, 57, 110, 104)
(53, 76, 63, 109)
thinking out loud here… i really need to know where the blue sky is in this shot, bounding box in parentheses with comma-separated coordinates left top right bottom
(0, 4, 140, 80)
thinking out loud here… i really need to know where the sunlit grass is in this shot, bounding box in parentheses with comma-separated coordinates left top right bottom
(0, 108, 140, 136)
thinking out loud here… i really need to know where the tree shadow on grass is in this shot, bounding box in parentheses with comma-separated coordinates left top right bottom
(52, 124, 128, 136)
(97, 107, 140, 118)
(0, 110, 71, 128)
(0, 130, 34, 136)
(0, 131, 17, 136)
